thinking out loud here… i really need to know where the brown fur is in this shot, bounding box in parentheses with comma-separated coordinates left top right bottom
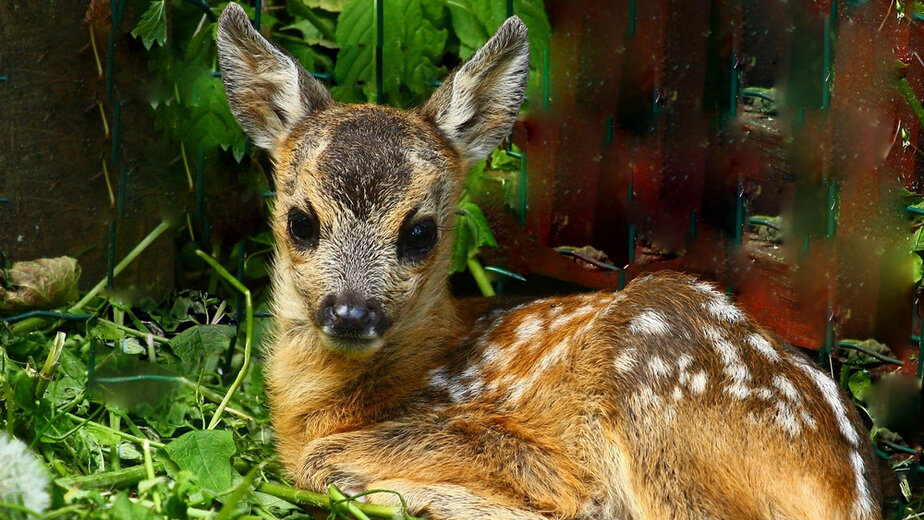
(216, 4, 881, 519)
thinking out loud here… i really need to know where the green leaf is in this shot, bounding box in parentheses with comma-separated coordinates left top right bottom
(0, 257, 81, 311)
(334, 0, 447, 106)
(164, 430, 237, 494)
(110, 491, 160, 520)
(451, 201, 497, 272)
(293, 0, 345, 12)
(914, 253, 923, 284)
(447, 0, 550, 68)
(168, 324, 236, 363)
(131, 0, 167, 50)
(280, 19, 338, 48)
(460, 201, 498, 249)
(848, 370, 872, 402)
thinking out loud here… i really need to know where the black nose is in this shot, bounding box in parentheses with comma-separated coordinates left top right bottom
(316, 293, 390, 339)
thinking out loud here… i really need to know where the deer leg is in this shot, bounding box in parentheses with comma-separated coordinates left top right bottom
(294, 414, 585, 518)
(360, 479, 550, 520)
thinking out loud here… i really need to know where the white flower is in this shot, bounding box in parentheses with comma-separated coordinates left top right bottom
(0, 432, 50, 516)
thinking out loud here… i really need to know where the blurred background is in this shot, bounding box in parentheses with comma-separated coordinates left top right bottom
(2, 0, 924, 516)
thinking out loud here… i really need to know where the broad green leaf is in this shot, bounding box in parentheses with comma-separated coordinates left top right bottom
(334, 0, 447, 106)
(280, 19, 338, 48)
(447, 0, 550, 68)
(110, 491, 159, 520)
(164, 430, 237, 494)
(913, 226, 924, 252)
(292, 0, 345, 12)
(451, 201, 498, 272)
(847, 370, 872, 401)
(168, 324, 236, 363)
(490, 146, 521, 171)
(914, 253, 923, 284)
(0, 257, 80, 311)
(459, 201, 498, 249)
(280, 39, 335, 75)
(131, 0, 167, 50)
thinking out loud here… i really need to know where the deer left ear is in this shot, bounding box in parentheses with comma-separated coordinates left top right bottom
(420, 16, 529, 163)
(217, 2, 332, 154)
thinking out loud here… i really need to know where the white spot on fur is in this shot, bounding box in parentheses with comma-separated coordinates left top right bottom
(428, 367, 449, 390)
(677, 354, 694, 372)
(772, 375, 799, 401)
(725, 383, 751, 399)
(850, 450, 874, 519)
(754, 387, 775, 400)
(634, 386, 662, 411)
(801, 410, 817, 430)
(713, 337, 739, 367)
(773, 400, 801, 437)
(795, 362, 859, 446)
(704, 298, 744, 323)
(691, 280, 720, 297)
(723, 364, 751, 383)
(690, 372, 708, 394)
(448, 377, 484, 403)
(747, 333, 779, 361)
(672, 386, 683, 401)
(507, 339, 571, 403)
(613, 348, 638, 374)
(647, 356, 672, 379)
(515, 315, 542, 342)
(549, 305, 597, 331)
(629, 310, 670, 336)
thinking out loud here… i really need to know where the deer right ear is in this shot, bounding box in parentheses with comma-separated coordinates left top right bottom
(420, 16, 529, 164)
(217, 2, 332, 154)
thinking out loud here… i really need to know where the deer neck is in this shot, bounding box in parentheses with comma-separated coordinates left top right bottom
(268, 283, 463, 440)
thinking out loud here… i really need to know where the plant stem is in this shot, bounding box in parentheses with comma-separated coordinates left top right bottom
(97, 318, 169, 343)
(329, 485, 371, 520)
(10, 222, 171, 335)
(196, 250, 254, 430)
(35, 332, 66, 399)
(297, 7, 336, 41)
(255, 482, 418, 520)
(63, 412, 165, 448)
(72, 221, 171, 311)
(56, 462, 163, 489)
(110, 411, 121, 471)
(216, 464, 264, 520)
(181, 142, 194, 191)
(467, 257, 496, 297)
(898, 76, 924, 129)
(143, 440, 162, 512)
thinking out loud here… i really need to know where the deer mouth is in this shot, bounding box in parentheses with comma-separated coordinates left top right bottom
(317, 330, 385, 357)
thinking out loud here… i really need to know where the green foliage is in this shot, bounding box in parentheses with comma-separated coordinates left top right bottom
(451, 200, 497, 273)
(0, 257, 81, 311)
(164, 430, 236, 493)
(332, 0, 448, 105)
(905, 189, 924, 283)
(132, 0, 167, 50)
(167, 324, 236, 363)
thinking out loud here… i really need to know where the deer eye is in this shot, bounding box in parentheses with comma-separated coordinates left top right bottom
(398, 218, 438, 261)
(288, 208, 318, 248)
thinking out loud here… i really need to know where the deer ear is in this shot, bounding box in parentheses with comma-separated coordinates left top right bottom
(217, 2, 332, 154)
(420, 16, 529, 163)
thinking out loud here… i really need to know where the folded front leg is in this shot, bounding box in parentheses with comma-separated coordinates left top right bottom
(362, 479, 550, 520)
(293, 413, 586, 518)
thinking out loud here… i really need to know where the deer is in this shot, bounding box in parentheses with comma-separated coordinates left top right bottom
(216, 3, 881, 519)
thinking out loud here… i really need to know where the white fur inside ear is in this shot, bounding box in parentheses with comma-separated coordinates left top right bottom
(424, 16, 530, 163)
(217, 3, 330, 153)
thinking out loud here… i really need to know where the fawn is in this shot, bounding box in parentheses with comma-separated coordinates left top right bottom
(217, 4, 881, 519)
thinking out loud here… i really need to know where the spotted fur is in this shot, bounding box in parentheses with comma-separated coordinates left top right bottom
(216, 4, 881, 519)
